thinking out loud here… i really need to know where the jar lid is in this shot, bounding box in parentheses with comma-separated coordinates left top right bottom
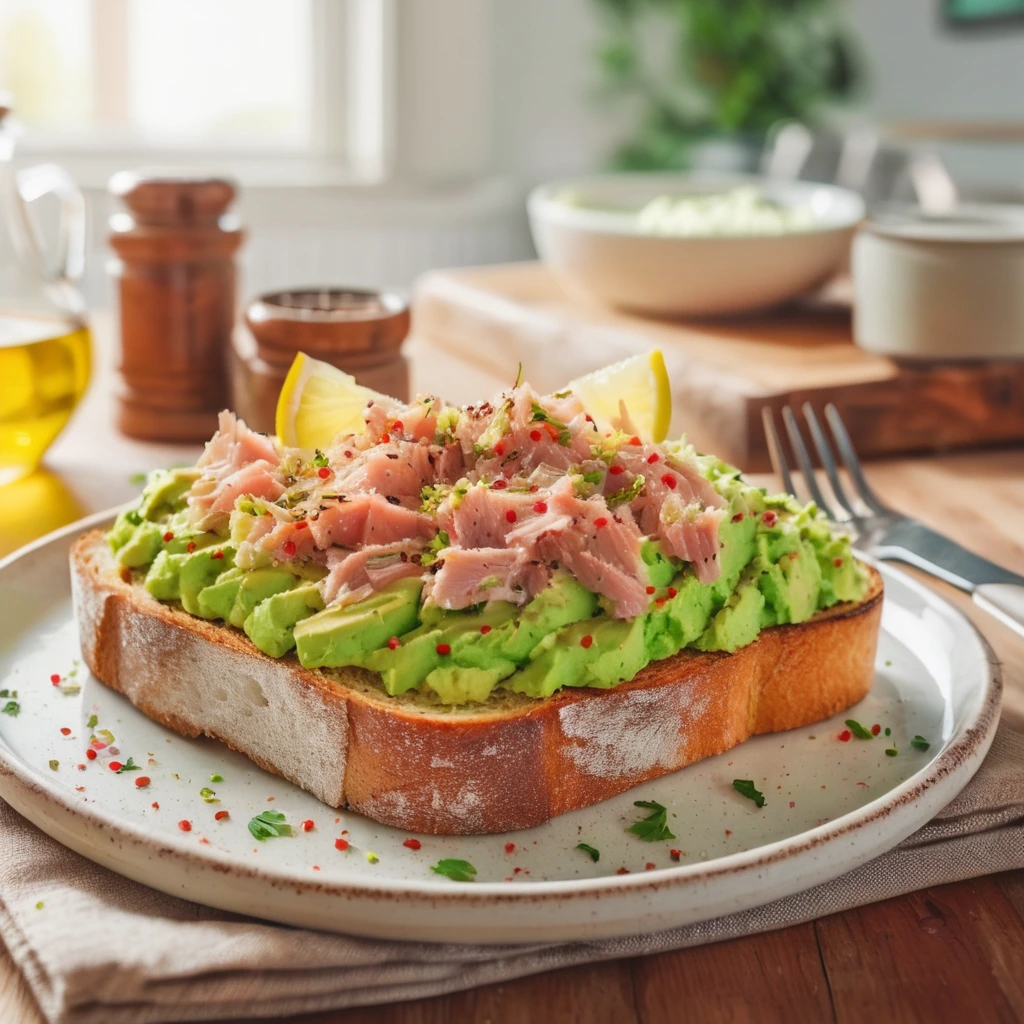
(245, 288, 410, 361)
(864, 202, 1024, 244)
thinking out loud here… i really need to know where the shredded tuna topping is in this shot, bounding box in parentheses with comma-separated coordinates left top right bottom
(185, 382, 725, 617)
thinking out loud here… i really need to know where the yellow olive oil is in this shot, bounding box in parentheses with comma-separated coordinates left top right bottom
(0, 314, 91, 485)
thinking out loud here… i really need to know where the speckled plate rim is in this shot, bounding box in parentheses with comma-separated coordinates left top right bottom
(0, 512, 1003, 912)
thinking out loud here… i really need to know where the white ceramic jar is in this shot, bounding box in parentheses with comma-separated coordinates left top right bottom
(852, 207, 1024, 360)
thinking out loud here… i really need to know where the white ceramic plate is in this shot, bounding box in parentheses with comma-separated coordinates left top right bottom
(0, 513, 1000, 944)
(528, 172, 864, 317)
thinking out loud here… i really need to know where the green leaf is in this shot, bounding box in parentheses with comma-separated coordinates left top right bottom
(210, 773, 224, 783)
(845, 719, 873, 740)
(608, 474, 646, 507)
(312, 449, 330, 468)
(732, 779, 766, 808)
(116, 757, 141, 773)
(199, 787, 219, 803)
(2, 701, 19, 717)
(627, 799, 675, 841)
(885, 748, 898, 757)
(48, 759, 59, 771)
(86, 714, 98, 729)
(576, 842, 600, 862)
(911, 735, 931, 752)
(431, 858, 477, 882)
(248, 810, 292, 841)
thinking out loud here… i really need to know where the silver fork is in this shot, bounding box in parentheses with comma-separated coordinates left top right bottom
(762, 403, 1024, 640)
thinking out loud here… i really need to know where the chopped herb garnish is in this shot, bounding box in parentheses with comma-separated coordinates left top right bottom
(128, 471, 147, 485)
(2, 701, 20, 717)
(420, 530, 451, 566)
(845, 719, 874, 740)
(514, 362, 524, 388)
(576, 842, 600, 862)
(911, 735, 931, 752)
(884, 727, 891, 737)
(116, 757, 142, 773)
(627, 799, 675, 841)
(199, 787, 219, 803)
(312, 449, 330, 468)
(34, 901, 43, 910)
(553, 388, 573, 399)
(86, 714, 98, 729)
(248, 810, 292, 841)
(529, 402, 572, 445)
(48, 759, 59, 771)
(607, 474, 645, 507)
(0, 689, 8, 698)
(732, 779, 766, 808)
(366, 851, 380, 864)
(431, 858, 477, 882)
(885, 748, 898, 757)
(210, 773, 224, 783)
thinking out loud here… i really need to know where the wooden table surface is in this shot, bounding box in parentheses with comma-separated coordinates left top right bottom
(1, 319, 1023, 1024)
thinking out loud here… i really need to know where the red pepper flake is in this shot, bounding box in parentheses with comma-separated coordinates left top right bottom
(646, 453, 660, 464)
(494, 442, 504, 456)
(630, 436, 641, 446)
(301, 819, 315, 832)
(50, 673, 61, 685)
(186, 541, 196, 553)
(513, 867, 521, 874)
(533, 501, 548, 514)
(594, 517, 608, 528)
(505, 842, 515, 853)
(731, 512, 745, 522)
(646, 585, 656, 595)
(199, 837, 210, 845)
(667, 587, 677, 598)
(211, 549, 225, 560)
(491, 478, 507, 490)
(529, 429, 543, 442)
(871, 723, 881, 736)
(77, 764, 85, 771)
(661, 474, 677, 490)
(609, 464, 624, 475)
(436, 643, 451, 656)
(85, 748, 97, 761)
(317, 466, 331, 479)
(215, 810, 229, 820)
(387, 636, 401, 650)
(162, 531, 174, 542)
(838, 729, 852, 742)
(135, 776, 150, 788)
(178, 820, 192, 832)
(152, 801, 160, 809)
(108, 760, 122, 772)
(762, 511, 778, 526)
(616, 867, 630, 875)
(344, 450, 353, 459)
(294, 521, 308, 531)
(403, 838, 422, 850)
(789, 801, 795, 808)
(725, 829, 732, 837)
(789, 552, 799, 560)
(670, 849, 681, 861)
(645, 862, 656, 871)
(479, 624, 492, 635)
(833, 557, 844, 567)
(580, 635, 593, 649)
(381, 432, 390, 443)
(655, 597, 667, 607)
(505, 509, 517, 524)
(334, 838, 349, 852)
(312, 865, 320, 871)
(585, 414, 593, 423)
(282, 540, 297, 557)
(392, 420, 404, 432)
(59, 727, 71, 736)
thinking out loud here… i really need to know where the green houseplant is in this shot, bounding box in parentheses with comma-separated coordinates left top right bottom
(594, 0, 863, 170)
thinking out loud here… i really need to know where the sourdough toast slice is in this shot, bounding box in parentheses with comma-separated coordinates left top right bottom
(71, 529, 883, 835)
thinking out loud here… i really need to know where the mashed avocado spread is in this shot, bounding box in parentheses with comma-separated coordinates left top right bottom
(108, 457, 866, 706)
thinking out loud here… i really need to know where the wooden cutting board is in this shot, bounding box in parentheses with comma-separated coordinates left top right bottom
(411, 262, 1024, 470)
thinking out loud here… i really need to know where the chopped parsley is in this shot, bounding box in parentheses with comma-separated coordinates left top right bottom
(576, 842, 600, 862)
(420, 530, 451, 567)
(884, 727, 891, 737)
(530, 402, 571, 446)
(431, 858, 477, 882)
(34, 901, 43, 910)
(607, 474, 645, 507)
(199, 787, 219, 803)
(48, 759, 59, 771)
(128, 471, 147, 485)
(885, 748, 898, 757)
(86, 714, 98, 729)
(210, 773, 224, 783)
(911, 735, 931, 752)
(248, 810, 292, 841)
(627, 799, 675, 841)
(2, 700, 19, 717)
(845, 719, 874, 740)
(115, 757, 142, 773)
(732, 779, 766, 808)
(366, 851, 380, 864)
(312, 449, 330, 468)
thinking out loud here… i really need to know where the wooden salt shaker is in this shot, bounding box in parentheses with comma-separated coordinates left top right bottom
(108, 173, 243, 441)
(232, 288, 410, 434)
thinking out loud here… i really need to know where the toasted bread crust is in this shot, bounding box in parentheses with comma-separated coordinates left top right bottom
(71, 529, 883, 835)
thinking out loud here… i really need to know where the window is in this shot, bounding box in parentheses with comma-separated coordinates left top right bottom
(0, 0, 388, 178)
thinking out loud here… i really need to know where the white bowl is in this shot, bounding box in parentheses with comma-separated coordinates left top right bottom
(528, 173, 865, 317)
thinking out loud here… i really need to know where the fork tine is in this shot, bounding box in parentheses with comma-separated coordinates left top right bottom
(781, 406, 836, 520)
(802, 403, 856, 519)
(824, 404, 890, 516)
(760, 407, 798, 499)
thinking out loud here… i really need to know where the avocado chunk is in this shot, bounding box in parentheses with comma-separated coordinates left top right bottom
(509, 618, 602, 698)
(144, 550, 191, 601)
(116, 520, 163, 568)
(108, 508, 142, 552)
(423, 664, 513, 704)
(758, 543, 821, 624)
(227, 568, 297, 629)
(294, 577, 422, 669)
(497, 572, 598, 661)
(195, 566, 245, 621)
(641, 539, 678, 588)
(137, 467, 200, 521)
(179, 546, 236, 616)
(244, 584, 325, 657)
(582, 614, 649, 687)
(695, 575, 765, 653)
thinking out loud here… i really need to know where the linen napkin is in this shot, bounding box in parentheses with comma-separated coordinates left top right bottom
(2, 722, 1022, 1024)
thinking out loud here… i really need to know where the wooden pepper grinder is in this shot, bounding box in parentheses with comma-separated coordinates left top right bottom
(108, 173, 244, 441)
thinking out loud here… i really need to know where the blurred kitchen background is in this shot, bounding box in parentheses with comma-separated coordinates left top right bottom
(4, 0, 1024, 304)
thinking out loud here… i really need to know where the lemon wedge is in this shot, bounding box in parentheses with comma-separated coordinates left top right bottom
(275, 352, 397, 449)
(564, 350, 672, 442)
